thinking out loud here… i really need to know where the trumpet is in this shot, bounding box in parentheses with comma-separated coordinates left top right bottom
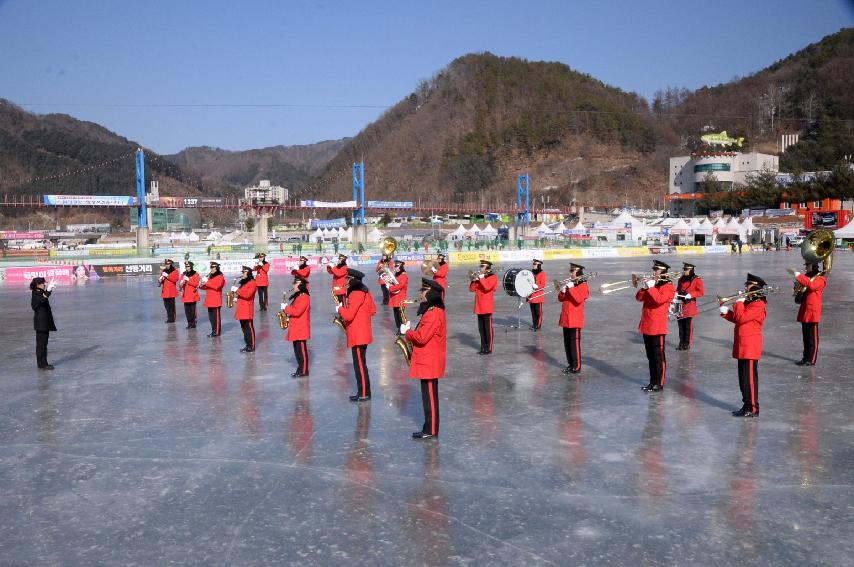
(331, 288, 346, 331)
(226, 277, 238, 308)
(277, 290, 289, 329)
(599, 271, 679, 294)
(394, 300, 417, 366)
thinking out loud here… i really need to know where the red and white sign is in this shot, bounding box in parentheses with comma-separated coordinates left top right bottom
(4, 265, 77, 284)
(0, 231, 46, 240)
(271, 256, 324, 274)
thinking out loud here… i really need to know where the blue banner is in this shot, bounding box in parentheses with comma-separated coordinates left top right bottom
(310, 218, 348, 229)
(367, 200, 413, 209)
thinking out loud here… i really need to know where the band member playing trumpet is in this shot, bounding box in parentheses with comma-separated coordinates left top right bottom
(675, 262, 704, 350)
(253, 253, 270, 311)
(388, 260, 409, 332)
(720, 273, 767, 417)
(636, 260, 676, 392)
(469, 259, 497, 355)
(159, 258, 180, 323)
(200, 261, 225, 337)
(432, 253, 448, 290)
(400, 278, 446, 439)
(282, 278, 311, 377)
(793, 262, 826, 366)
(290, 256, 311, 291)
(336, 269, 377, 402)
(233, 266, 257, 353)
(179, 261, 200, 329)
(31, 276, 57, 370)
(327, 253, 349, 305)
(558, 263, 589, 374)
(528, 259, 547, 330)
(376, 255, 391, 305)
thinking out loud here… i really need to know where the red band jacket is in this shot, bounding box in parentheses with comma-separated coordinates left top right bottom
(234, 280, 257, 320)
(284, 293, 311, 341)
(722, 299, 766, 360)
(388, 272, 409, 307)
(290, 265, 311, 290)
(339, 289, 377, 347)
(433, 263, 448, 289)
(676, 276, 705, 317)
(469, 274, 497, 314)
(795, 274, 825, 323)
(160, 269, 179, 299)
(635, 282, 676, 335)
(327, 264, 348, 296)
(405, 306, 447, 379)
(528, 270, 548, 304)
(558, 282, 590, 328)
(200, 274, 225, 308)
(180, 272, 200, 303)
(253, 262, 270, 287)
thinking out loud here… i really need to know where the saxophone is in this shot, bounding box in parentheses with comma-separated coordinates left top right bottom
(226, 277, 238, 308)
(277, 290, 289, 329)
(394, 300, 416, 366)
(331, 288, 346, 331)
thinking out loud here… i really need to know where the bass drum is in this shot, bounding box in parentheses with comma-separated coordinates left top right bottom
(503, 268, 536, 298)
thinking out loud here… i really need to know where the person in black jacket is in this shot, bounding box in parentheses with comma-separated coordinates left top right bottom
(30, 277, 57, 370)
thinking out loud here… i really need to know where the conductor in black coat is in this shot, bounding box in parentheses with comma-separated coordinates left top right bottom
(30, 277, 57, 370)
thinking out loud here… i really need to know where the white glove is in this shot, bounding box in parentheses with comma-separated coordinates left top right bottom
(644, 279, 656, 289)
(400, 322, 411, 334)
(230, 286, 238, 292)
(478, 273, 485, 279)
(735, 297, 746, 303)
(182, 276, 189, 283)
(335, 304, 342, 313)
(793, 271, 801, 278)
(160, 271, 167, 278)
(719, 305, 730, 315)
(684, 293, 692, 300)
(200, 277, 208, 285)
(560, 285, 568, 293)
(431, 266, 437, 274)
(280, 302, 287, 311)
(566, 281, 575, 289)
(46, 280, 57, 292)
(254, 259, 261, 266)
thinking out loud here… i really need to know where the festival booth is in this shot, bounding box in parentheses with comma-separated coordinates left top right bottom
(481, 223, 498, 239)
(834, 219, 854, 249)
(468, 224, 482, 239)
(667, 218, 691, 245)
(446, 224, 467, 241)
(366, 227, 384, 243)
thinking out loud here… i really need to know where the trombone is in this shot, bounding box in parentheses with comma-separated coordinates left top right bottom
(599, 271, 679, 294)
(528, 272, 599, 300)
(694, 285, 780, 315)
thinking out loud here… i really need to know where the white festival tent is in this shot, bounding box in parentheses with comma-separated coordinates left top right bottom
(534, 222, 555, 236)
(467, 223, 482, 238)
(554, 222, 569, 235)
(834, 219, 854, 239)
(606, 211, 646, 241)
(481, 223, 498, 236)
(366, 227, 384, 242)
(205, 231, 223, 242)
(446, 224, 467, 241)
(311, 228, 324, 241)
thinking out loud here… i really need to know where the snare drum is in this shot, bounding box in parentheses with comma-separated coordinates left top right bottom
(503, 268, 536, 298)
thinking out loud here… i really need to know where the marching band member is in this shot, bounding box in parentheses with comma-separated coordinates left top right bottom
(388, 259, 409, 333)
(199, 261, 224, 337)
(469, 259, 497, 355)
(282, 277, 311, 377)
(793, 261, 826, 366)
(290, 256, 311, 291)
(528, 258, 547, 330)
(636, 260, 676, 392)
(400, 278, 446, 439)
(159, 258, 180, 323)
(720, 273, 767, 417)
(252, 253, 270, 311)
(30, 277, 57, 370)
(675, 262, 704, 350)
(432, 253, 449, 290)
(336, 269, 377, 402)
(327, 253, 349, 306)
(558, 263, 590, 374)
(376, 255, 391, 305)
(180, 261, 200, 329)
(233, 266, 257, 353)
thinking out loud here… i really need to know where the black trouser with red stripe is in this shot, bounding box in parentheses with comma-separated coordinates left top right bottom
(183, 302, 197, 327)
(393, 307, 403, 332)
(477, 314, 493, 353)
(529, 303, 543, 330)
(643, 334, 667, 387)
(801, 322, 819, 364)
(563, 327, 582, 371)
(677, 317, 694, 348)
(419, 378, 440, 436)
(351, 345, 371, 397)
(380, 284, 389, 305)
(239, 319, 255, 350)
(207, 307, 221, 336)
(163, 298, 176, 322)
(293, 340, 308, 374)
(257, 286, 268, 311)
(737, 359, 759, 413)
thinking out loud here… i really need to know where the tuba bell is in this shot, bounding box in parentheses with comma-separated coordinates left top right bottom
(380, 236, 398, 257)
(790, 229, 833, 303)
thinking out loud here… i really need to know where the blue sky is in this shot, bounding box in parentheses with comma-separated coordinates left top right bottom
(1, 0, 851, 154)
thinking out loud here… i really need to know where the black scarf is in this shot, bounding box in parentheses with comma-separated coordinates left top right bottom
(678, 272, 696, 285)
(208, 269, 222, 279)
(337, 260, 347, 268)
(417, 290, 445, 316)
(239, 274, 254, 286)
(163, 265, 175, 274)
(288, 289, 309, 303)
(347, 280, 368, 296)
(532, 267, 542, 275)
(183, 269, 197, 278)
